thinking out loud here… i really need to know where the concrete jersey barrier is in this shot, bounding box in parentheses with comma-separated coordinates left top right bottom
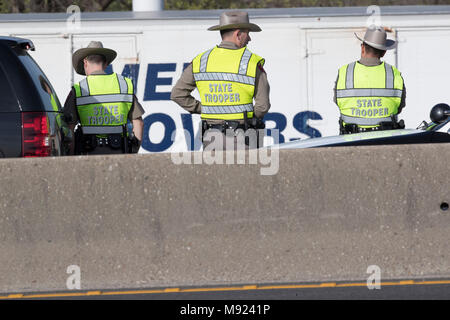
(0, 144, 449, 293)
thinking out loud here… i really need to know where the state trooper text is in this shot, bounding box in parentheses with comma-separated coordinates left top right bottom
(351, 98, 389, 117)
(204, 83, 240, 104)
(87, 105, 124, 125)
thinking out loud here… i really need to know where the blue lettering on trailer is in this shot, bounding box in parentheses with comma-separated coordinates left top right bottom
(111, 63, 324, 152)
(264, 112, 286, 144)
(121, 64, 141, 93)
(143, 63, 177, 101)
(180, 113, 202, 151)
(141, 113, 176, 152)
(293, 111, 322, 138)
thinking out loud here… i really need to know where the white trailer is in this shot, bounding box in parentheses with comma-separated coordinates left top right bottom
(1, 5, 449, 152)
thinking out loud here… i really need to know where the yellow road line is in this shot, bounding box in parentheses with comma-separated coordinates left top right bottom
(182, 286, 250, 292)
(163, 288, 180, 293)
(319, 282, 337, 287)
(8, 292, 96, 299)
(1, 279, 450, 299)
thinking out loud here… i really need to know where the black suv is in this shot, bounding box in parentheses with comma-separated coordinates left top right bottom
(0, 36, 71, 158)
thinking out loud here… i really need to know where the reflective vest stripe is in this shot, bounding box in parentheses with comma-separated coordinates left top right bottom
(117, 74, 128, 94)
(202, 103, 253, 114)
(336, 88, 403, 98)
(336, 61, 403, 128)
(200, 48, 213, 72)
(385, 63, 394, 88)
(76, 94, 133, 106)
(238, 48, 252, 75)
(80, 78, 90, 96)
(340, 115, 393, 126)
(193, 46, 263, 120)
(201, 112, 253, 120)
(81, 76, 129, 96)
(75, 73, 133, 131)
(345, 62, 356, 89)
(194, 72, 255, 85)
(199, 48, 253, 75)
(82, 126, 124, 134)
(345, 62, 395, 89)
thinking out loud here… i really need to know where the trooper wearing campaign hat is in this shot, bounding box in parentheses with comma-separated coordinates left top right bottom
(334, 27, 406, 134)
(71, 41, 117, 76)
(171, 11, 271, 150)
(63, 41, 145, 155)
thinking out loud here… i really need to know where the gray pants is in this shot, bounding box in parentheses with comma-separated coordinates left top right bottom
(202, 128, 263, 151)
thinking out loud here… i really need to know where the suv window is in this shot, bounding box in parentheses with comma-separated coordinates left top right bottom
(0, 61, 19, 112)
(0, 41, 60, 113)
(16, 52, 62, 112)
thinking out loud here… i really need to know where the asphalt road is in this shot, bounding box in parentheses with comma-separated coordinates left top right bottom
(99, 282, 450, 300)
(2, 280, 448, 318)
(2, 279, 450, 300)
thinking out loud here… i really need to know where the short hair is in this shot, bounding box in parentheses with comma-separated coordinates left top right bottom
(85, 54, 106, 65)
(220, 28, 238, 39)
(363, 43, 386, 58)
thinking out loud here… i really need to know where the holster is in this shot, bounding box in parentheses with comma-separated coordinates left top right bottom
(129, 136, 141, 153)
(201, 112, 266, 148)
(247, 117, 265, 148)
(339, 116, 405, 135)
(340, 119, 359, 134)
(74, 127, 94, 154)
(74, 125, 129, 154)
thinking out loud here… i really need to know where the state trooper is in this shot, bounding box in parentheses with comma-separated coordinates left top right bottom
(171, 11, 271, 150)
(63, 41, 145, 155)
(334, 27, 406, 134)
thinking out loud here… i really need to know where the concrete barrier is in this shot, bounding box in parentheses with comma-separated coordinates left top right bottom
(0, 144, 449, 294)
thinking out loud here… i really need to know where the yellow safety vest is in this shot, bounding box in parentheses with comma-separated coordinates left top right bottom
(336, 61, 404, 128)
(192, 46, 264, 120)
(73, 73, 133, 133)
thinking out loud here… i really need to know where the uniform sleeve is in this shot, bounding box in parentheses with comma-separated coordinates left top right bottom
(128, 95, 145, 120)
(170, 63, 202, 114)
(253, 63, 271, 119)
(333, 73, 339, 105)
(63, 87, 79, 125)
(398, 83, 406, 114)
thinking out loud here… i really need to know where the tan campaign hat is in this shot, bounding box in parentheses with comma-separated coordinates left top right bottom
(72, 41, 117, 75)
(355, 27, 396, 51)
(208, 11, 261, 32)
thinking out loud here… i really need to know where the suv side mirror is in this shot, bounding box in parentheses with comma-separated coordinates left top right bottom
(430, 103, 450, 124)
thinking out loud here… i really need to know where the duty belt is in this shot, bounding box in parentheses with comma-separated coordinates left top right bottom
(96, 135, 123, 148)
(339, 116, 405, 135)
(205, 121, 246, 133)
(201, 115, 266, 148)
(202, 114, 265, 134)
(341, 122, 396, 134)
(358, 126, 383, 132)
(82, 134, 123, 151)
